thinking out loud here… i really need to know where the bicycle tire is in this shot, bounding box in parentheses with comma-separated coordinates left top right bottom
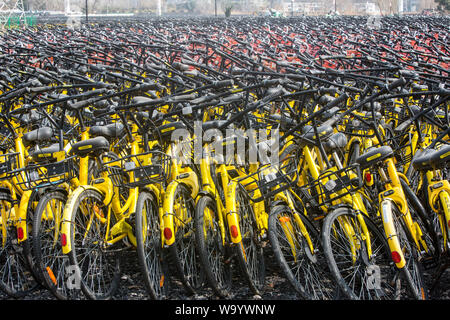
(32, 189, 82, 300)
(268, 204, 337, 299)
(322, 206, 400, 300)
(66, 188, 121, 300)
(234, 183, 266, 296)
(167, 183, 204, 295)
(135, 190, 170, 299)
(194, 195, 232, 298)
(23, 191, 47, 288)
(0, 194, 39, 298)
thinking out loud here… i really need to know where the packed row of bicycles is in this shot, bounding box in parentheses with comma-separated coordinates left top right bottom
(0, 15, 449, 300)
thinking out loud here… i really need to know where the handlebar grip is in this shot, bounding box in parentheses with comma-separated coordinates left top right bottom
(399, 69, 419, 79)
(387, 77, 406, 91)
(28, 86, 54, 93)
(319, 87, 339, 96)
(212, 79, 234, 89)
(324, 93, 349, 109)
(67, 99, 93, 110)
(285, 74, 306, 81)
(37, 75, 53, 85)
(190, 94, 216, 105)
(168, 92, 198, 103)
(173, 62, 190, 71)
(318, 95, 334, 106)
(261, 79, 281, 88)
(231, 67, 246, 75)
(92, 107, 111, 117)
(0, 87, 27, 101)
(221, 92, 244, 103)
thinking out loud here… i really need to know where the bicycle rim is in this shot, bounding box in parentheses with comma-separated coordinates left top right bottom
(169, 184, 204, 294)
(195, 195, 232, 298)
(235, 184, 265, 295)
(136, 191, 169, 299)
(268, 205, 336, 299)
(68, 189, 121, 300)
(323, 206, 399, 300)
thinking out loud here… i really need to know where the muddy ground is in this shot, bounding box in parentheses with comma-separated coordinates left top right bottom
(1, 246, 449, 301)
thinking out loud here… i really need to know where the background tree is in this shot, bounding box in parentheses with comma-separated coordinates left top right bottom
(434, 0, 449, 11)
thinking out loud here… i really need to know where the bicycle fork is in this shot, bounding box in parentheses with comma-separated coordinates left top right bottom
(380, 199, 407, 269)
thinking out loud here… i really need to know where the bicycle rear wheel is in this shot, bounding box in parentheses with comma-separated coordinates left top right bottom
(391, 205, 428, 300)
(0, 194, 38, 298)
(322, 206, 399, 300)
(168, 183, 204, 295)
(33, 190, 82, 300)
(135, 190, 169, 299)
(194, 195, 232, 298)
(66, 188, 121, 300)
(234, 183, 265, 296)
(268, 204, 337, 299)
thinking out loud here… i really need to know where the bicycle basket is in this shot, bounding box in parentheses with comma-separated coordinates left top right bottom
(0, 152, 19, 181)
(300, 163, 362, 207)
(238, 154, 299, 203)
(0, 123, 15, 151)
(104, 150, 171, 188)
(11, 156, 77, 191)
(343, 118, 376, 138)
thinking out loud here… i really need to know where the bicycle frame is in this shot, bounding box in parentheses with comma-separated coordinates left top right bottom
(61, 122, 143, 254)
(377, 157, 429, 269)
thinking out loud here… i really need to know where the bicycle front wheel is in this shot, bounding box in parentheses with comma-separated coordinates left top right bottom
(194, 195, 232, 298)
(33, 190, 82, 300)
(135, 190, 169, 299)
(66, 188, 121, 300)
(268, 204, 336, 299)
(0, 193, 38, 298)
(322, 206, 399, 300)
(168, 183, 204, 295)
(234, 183, 265, 296)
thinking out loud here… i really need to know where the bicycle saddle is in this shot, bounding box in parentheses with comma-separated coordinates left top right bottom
(412, 148, 436, 171)
(22, 127, 53, 147)
(154, 121, 188, 141)
(413, 145, 450, 171)
(30, 143, 62, 162)
(323, 132, 347, 153)
(90, 122, 125, 139)
(201, 120, 230, 133)
(69, 136, 110, 157)
(430, 145, 450, 170)
(302, 124, 334, 141)
(355, 145, 394, 169)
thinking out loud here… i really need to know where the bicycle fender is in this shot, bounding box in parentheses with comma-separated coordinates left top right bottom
(176, 171, 199, 199)
(439, 191, 450, 240)
(226, 180, 242, 244)
(16, 190, 32, 243)
(60, 185, 102, 254)
(428, 180, 450, 213)
(380, 199, 406, 269)
(162, 180, 180, 246)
